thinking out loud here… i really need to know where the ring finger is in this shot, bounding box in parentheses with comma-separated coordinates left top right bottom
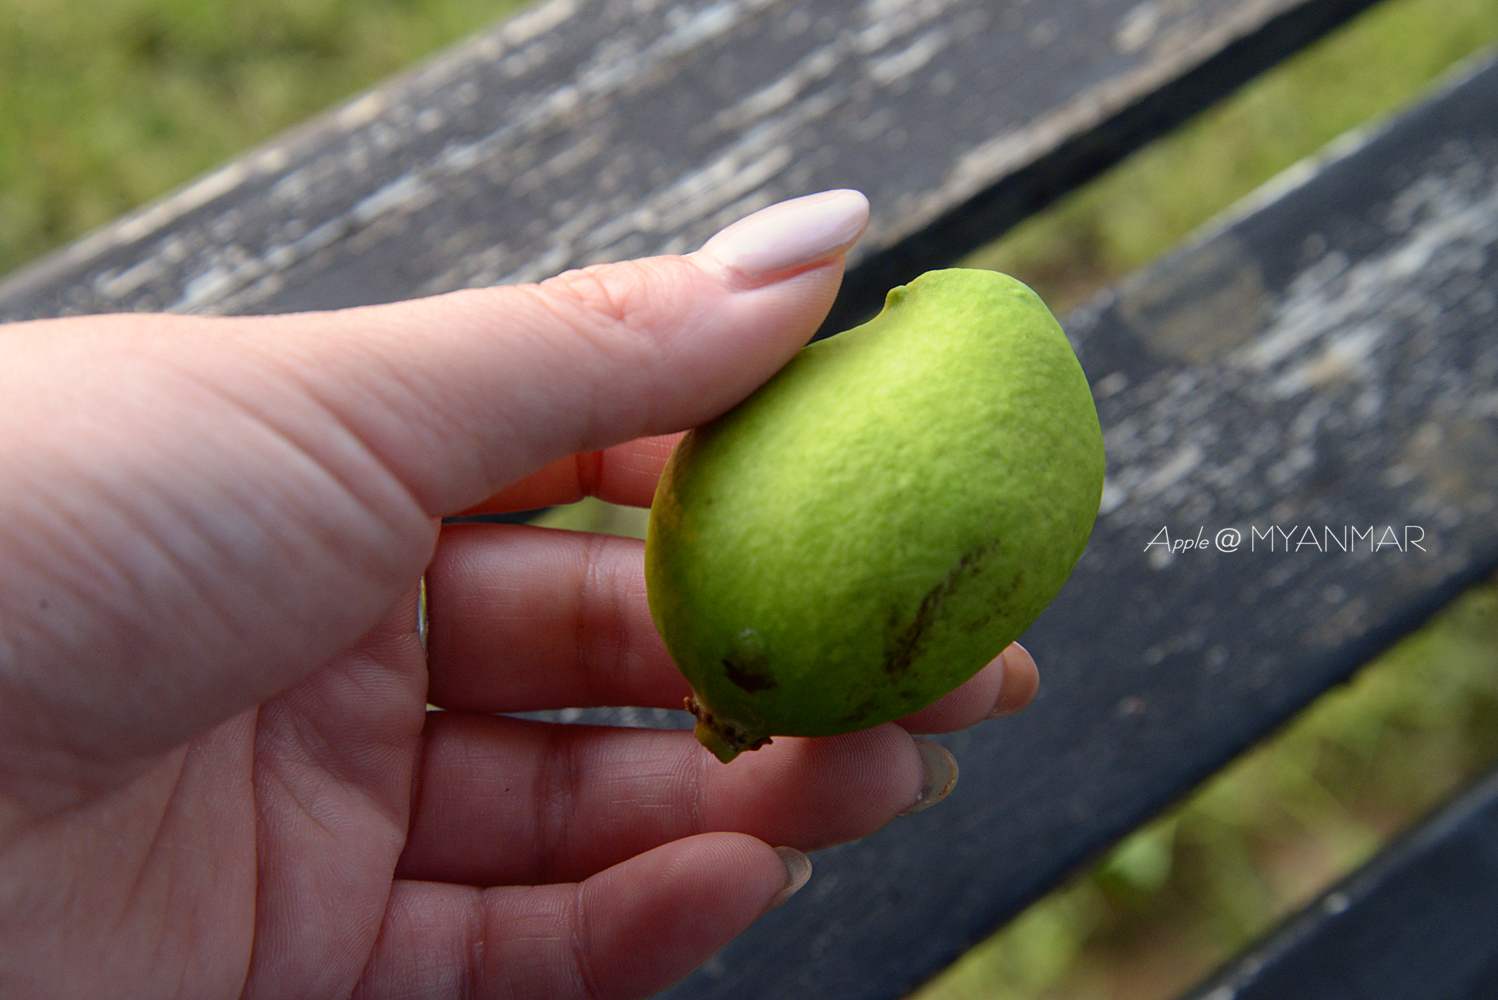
(395, 712, 929, 886)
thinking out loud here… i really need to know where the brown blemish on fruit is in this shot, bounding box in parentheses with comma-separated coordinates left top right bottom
(961, 567, 1024, 633)
(722, 654, 776, 692)
(721, 628, 774, 692)
(884, 544, 993, 676)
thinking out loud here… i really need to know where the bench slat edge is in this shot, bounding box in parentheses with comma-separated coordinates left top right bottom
(1, 0, 1376, 326)
(1183, 763, 1498, 1000)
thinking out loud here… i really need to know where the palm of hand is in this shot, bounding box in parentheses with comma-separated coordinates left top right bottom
(4, 572, 952, 1000)
(2, 598, 426, 998)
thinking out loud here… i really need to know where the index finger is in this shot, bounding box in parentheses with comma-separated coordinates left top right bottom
(454, 432, 684, 516)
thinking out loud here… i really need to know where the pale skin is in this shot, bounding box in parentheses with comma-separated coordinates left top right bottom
(0, 240, 1038, 997)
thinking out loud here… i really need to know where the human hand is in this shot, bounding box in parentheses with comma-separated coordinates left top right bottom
(0, 190, 1039, 999)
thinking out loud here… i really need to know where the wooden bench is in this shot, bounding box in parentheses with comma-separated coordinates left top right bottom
(4, 0, 1497, 997)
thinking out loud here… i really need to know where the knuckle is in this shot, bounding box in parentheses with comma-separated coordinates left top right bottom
(538, 259, 678, 336)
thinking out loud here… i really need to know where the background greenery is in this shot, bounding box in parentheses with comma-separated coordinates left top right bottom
(0, 0, 532, 278)
(4, 0, 1497, 997)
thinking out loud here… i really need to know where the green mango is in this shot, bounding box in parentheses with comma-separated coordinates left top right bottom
(645, 268, 1104, 762)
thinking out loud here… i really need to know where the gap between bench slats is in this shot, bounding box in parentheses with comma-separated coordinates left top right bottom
(1183, 760, 1498, 1000)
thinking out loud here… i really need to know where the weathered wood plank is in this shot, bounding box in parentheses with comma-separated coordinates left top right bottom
(0, 0, 1380, 326)
(1183, 762, 1498, 1000)
(654, 50, 1498, 1000)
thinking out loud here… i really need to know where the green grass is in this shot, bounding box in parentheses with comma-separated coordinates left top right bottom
(0, 0, 533, 279)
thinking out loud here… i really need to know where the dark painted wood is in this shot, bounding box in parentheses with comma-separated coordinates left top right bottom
(0, 0, 1380, 327)
(1183, 763, 1498, 1000)
(655, 51, 1498, 1000)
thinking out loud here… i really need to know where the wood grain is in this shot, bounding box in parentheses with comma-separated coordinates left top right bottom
(0, 0, 1378, 325)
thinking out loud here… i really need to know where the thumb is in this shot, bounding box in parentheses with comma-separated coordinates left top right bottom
(246, 187, 871, 516)
(0, 190, 868, 789)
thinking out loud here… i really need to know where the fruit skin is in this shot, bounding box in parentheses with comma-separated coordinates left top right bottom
(645, 268, 1104, 762)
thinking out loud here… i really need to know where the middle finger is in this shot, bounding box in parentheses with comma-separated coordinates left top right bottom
(424, 522, 688, 713)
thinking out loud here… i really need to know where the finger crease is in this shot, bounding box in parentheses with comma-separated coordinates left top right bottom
(566, 882, 605, 1000)
(534, 726, 581, 883)
(686, 743, 710, 836)
(406, 711, 434, 862)
(576, 534, 627, 707)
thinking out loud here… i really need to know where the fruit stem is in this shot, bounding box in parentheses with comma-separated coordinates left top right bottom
(693, 717, 742, 763)
(684, 695, 770, 763)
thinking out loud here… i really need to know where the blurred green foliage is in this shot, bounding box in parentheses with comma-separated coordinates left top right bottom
(0, 0, 531, 278)
(533, 495, 650, 539)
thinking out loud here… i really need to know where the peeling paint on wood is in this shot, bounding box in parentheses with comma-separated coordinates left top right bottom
(0, 0, 1379, 322)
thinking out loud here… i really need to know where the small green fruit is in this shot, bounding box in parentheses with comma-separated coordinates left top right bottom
(645, 269, 1104, 762)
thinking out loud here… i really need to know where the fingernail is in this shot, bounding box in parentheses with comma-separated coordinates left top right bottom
(694, 189, 869, 282)
(898, 738, 959, 816)
(986, 643, 1033, 719)
(768, 846, 813, 909)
